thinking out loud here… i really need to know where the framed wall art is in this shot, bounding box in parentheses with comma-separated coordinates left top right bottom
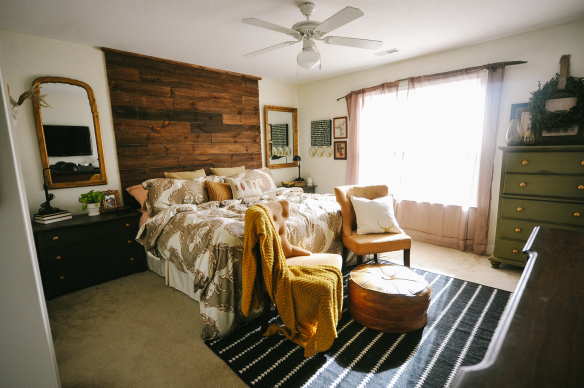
(333, 116, 347, 139)
(334, 141, 347, 160)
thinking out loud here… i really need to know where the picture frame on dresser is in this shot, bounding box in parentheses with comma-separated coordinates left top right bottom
(101, 189, 121, 212)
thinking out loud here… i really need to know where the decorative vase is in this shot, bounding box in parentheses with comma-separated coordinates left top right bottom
(505, 119, 522, 146)
(86, 202, 100, 216)
(523, 125, 535, 145)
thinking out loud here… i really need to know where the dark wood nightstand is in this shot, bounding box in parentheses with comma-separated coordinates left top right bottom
(32, 211, 146, 299)
(279, 185, 317, 193)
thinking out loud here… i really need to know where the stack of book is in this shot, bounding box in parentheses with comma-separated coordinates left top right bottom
(34, 211, 72, 224)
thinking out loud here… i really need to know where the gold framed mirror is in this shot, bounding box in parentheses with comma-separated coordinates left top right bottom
(32, 77, 107, 189)
(265, 105, 298, 169)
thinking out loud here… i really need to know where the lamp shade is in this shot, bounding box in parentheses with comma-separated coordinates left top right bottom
(297, 40, 320, 70)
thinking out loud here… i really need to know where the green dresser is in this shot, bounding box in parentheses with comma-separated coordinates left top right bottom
(490, 145, 584, 268)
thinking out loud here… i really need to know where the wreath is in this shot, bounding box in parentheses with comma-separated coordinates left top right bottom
(529, 74, 584, 131)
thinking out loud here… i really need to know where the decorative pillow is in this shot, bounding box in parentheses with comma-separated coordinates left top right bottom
(205, 180, 233, 202)
(210, 166, 245, 177)
(244, 167, 277, 192)
(142, 177, 208, 215)
(350, 195, 403, 235)
(126, 184, 148, 211)
(164, 169, 206, 179)
(228, 178, 263, 200)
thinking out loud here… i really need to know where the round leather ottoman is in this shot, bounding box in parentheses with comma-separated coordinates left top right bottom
(348, 263, 431, 333)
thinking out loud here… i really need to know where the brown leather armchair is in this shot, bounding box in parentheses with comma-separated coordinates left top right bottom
(334, 185, 411, 267)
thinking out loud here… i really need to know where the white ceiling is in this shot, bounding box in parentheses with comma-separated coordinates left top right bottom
(1, 0, 583, 84)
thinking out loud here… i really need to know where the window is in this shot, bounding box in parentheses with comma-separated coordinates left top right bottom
(358, 71, 488, 209)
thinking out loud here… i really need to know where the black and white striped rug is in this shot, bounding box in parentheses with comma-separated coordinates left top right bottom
(206, 266, 511, 387)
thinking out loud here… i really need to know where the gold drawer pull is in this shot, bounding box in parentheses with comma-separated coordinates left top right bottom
(56, 256, 62, 260)
(59, 276, 65, 281)
(512, 249, 519, 254)
(130, 257, 135, 261)
(128, 240, 133, 244)
(522, 160, 528, 165)
(126, 223, 130, 227)
(578, 185, 584, 190)
(515, 228, 521, 233)
(52, 236, 59, 241)
(581, 161, 584, 166)
(575, 213, 581, 217)
(519, 182, 526, 187)
(517, 207, 523, 212)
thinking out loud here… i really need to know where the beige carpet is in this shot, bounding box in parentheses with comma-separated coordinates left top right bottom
(47, 241, 522, 387)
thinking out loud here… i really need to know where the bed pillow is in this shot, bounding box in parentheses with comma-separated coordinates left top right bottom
(210, 166, 245, 177)
(142, 177, 208, 215)
(205, 180, 233, 201)
(164, 169, 206, 179)
(244, 167, 277, 192)
(126, 184, 149, 211)
(228, 178, 263, 199)
(350, 194, 403, 235)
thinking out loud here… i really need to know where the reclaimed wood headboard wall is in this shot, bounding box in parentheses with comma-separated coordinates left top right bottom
(102, 48, 262, 205)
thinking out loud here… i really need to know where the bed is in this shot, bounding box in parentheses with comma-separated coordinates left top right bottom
(134, 175, 343, 339)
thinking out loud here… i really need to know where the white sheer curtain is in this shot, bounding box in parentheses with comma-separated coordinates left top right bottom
(359, 71, 488, 209)
(350, 67, 502, 253)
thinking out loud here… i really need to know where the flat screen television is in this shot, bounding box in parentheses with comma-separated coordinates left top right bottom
(44, 125, 93, 156)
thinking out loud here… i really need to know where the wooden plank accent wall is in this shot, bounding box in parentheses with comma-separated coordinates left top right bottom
(102, 48, 262, 204)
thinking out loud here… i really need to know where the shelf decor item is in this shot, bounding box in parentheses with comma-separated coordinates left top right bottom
(38, 167, 61, 215)
(505, 118, 523, 146)
(529, 55, 584, 145)
(78, 190, 105, 216)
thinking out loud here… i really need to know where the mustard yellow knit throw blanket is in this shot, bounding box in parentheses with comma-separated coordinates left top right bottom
(242, 205, 343, 357)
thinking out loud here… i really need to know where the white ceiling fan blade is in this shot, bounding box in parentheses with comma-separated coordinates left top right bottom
(242, 18, 299, 38)
(243, 41, 299, 58)
(323, 36, 382, 50)
(315, 6, 364, 35)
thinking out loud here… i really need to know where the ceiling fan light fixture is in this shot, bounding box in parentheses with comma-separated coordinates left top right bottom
(297, 40, 320, 69)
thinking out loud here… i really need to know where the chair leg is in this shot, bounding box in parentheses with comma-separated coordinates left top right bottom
(357, 255, 363, 265)
(404, 249, 411, 267)
(261, 291, 271, 333)
(374, 253, 378, 263)
(342, 245, 347, 270)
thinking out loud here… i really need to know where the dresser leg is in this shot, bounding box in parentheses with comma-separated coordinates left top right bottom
(490, 259, 501, 269)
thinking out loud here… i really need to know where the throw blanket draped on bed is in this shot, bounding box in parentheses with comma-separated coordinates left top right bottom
(242, 204, 343, 357)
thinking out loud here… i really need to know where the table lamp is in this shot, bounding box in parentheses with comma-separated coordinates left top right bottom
(293, 155, 304, 182)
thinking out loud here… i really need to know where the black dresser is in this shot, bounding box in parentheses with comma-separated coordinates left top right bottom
(32, 211, 146, 299)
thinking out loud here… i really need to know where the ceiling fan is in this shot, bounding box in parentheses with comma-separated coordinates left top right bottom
(242, 2, 382, 70)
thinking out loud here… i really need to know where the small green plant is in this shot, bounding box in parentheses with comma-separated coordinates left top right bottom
(78, 190, 105, 210)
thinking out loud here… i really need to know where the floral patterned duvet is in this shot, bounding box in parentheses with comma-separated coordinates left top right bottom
(136, 188, 343, 339)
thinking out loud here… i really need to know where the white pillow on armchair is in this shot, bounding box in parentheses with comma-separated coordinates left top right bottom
(350, 194, 403, 235)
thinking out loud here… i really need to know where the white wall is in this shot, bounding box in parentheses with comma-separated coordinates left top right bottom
(0, 71, 60, 387)
(297, 18, 584, 250)
(0, 29, 120, 215)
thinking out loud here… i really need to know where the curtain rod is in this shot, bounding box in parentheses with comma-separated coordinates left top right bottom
(336, 60, 527, 101)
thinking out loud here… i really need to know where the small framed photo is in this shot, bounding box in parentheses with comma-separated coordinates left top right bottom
(333, 117, 348, 139)
(334, 141, 347, 160)
(101, 190, 121, 212)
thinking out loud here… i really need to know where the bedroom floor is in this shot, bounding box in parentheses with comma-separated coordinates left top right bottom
(46, 241, 522, 388)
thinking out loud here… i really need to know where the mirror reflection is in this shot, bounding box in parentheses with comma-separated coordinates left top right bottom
(265, 105, 298, 169)
(33, 77, 107, 189)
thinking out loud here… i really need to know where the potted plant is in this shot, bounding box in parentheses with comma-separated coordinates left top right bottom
(78, 190, 105, 216)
